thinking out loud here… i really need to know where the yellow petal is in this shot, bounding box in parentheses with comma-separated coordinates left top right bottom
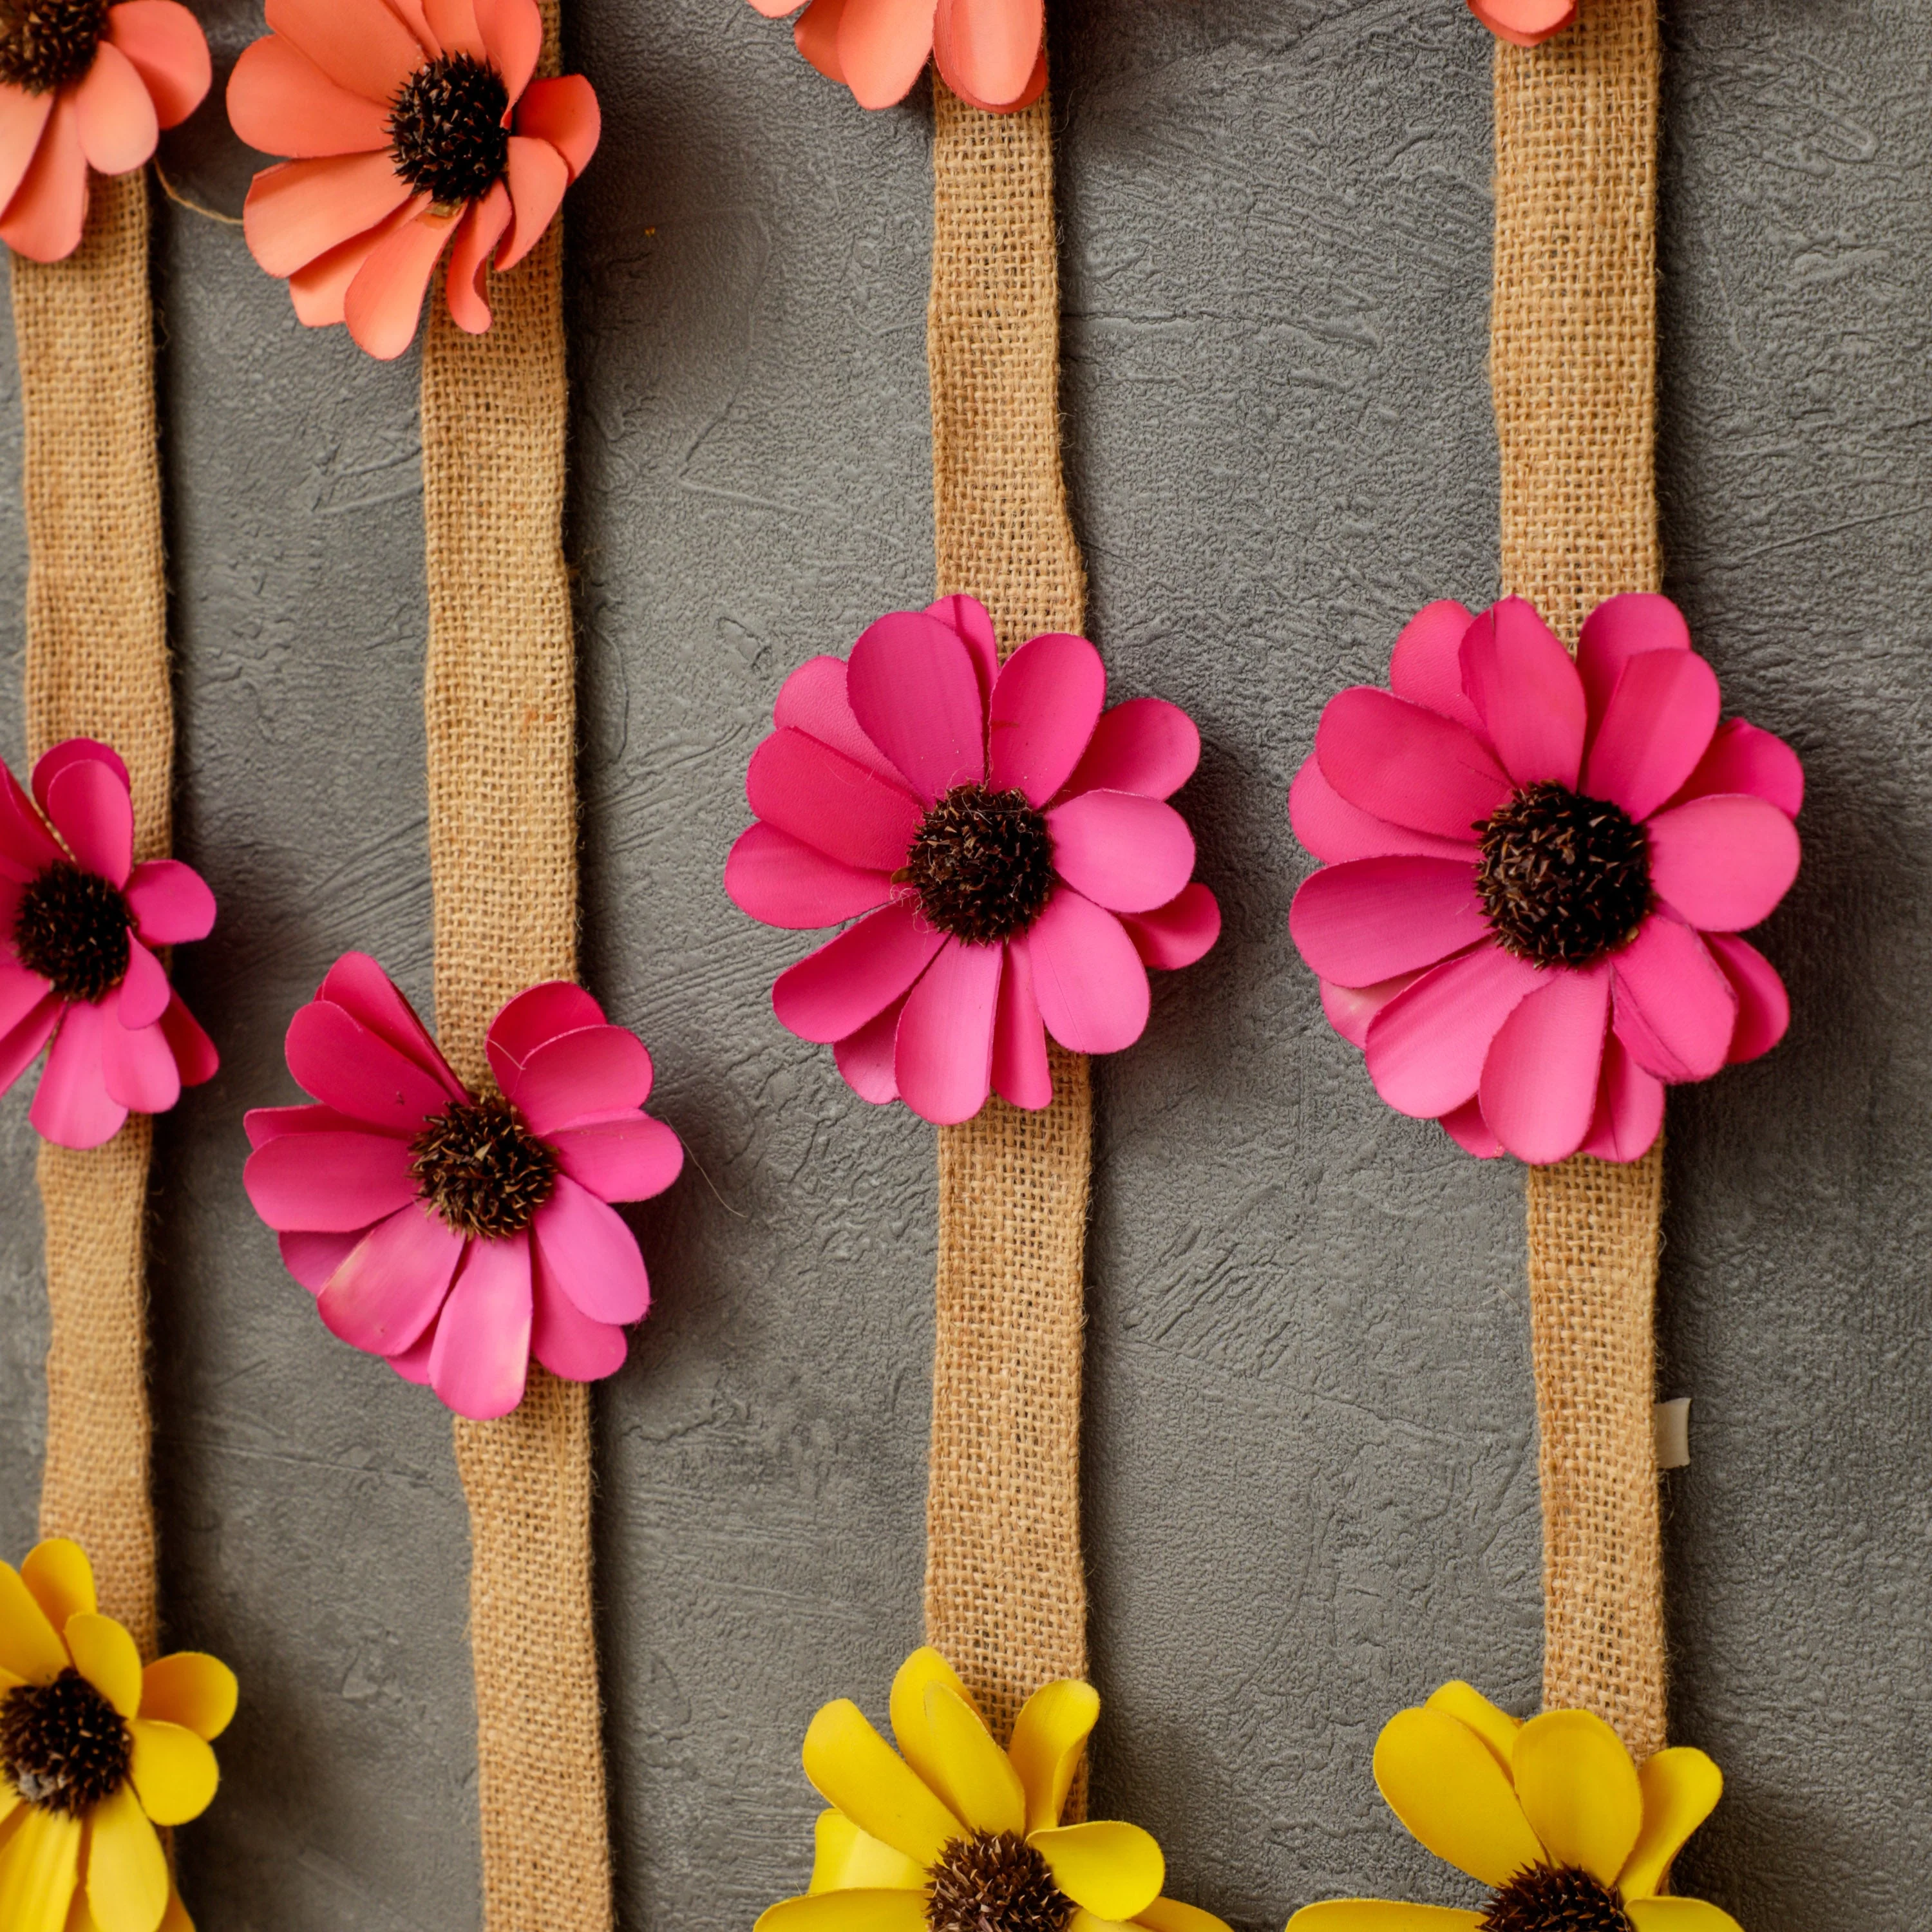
(1625, 1900, 1745, 1932)
(756, 1890, 931, 1932)
(1422, 1683, 1522, 1776)
(64, 1618, 143, 1723)
(801, 1700, 961, 1870)
(1510, 1710, 1641, 1886)
(0, 1564, 73, 1686)
(0, 1781, 20, 1828)
(80, 1785, 167, 1932)
(1284, 1908, 1483, 1931)
(1010, 1679, 1100, 1835)
(1135, 1897, 1236, 1932)
(889, 1648, 975, 1797)
(1372, 1706, 1544, 1890)
(62, 1871, 102, 1932)
(1070, 1912, 1136, 1932)
(1619, 1749, 1723, 1899)
(922, 1683, 1025, 1837)
(1030, 1820, 1164, 1922)
(159, 1888, 194, 1932)
(126, 1719, 219, 1828)
(0, 1803, 83, 1932)
(810, 1812, 927, 1893)
(21, 1545, 95, 1640)
(138, 1656, 238, 1744)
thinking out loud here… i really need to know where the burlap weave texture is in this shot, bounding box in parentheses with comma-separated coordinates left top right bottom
(1493, 0, 1667, 1762)
(13, 169, 168, 1658)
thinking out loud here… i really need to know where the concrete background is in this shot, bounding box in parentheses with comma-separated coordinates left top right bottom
(0, 0, 1926, 1925)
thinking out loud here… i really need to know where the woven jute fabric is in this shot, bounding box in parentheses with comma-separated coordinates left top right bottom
(1493, 0, 1667, 1762)
(925, 79, 1092, 1746)
(13, 169, 169, 1656)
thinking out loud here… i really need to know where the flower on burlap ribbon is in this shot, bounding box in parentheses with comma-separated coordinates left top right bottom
(1470, 0, 1578, 50)
(1289, 594, 1802, 1166)
(746, 0, 1045, 115)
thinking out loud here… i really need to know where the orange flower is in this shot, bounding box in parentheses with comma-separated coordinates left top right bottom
(226, 0, 600, 361)
(750, 0, 1045, 115)
(0, 1, 209, 263)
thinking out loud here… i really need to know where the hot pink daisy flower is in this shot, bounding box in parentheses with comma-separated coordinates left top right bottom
(243, 955, 682, 1420)
(0, 737, 218, 1149)
(226, 0, 600, 361)
(0, 0, 210, 263)
(1289, 594, 1803, 1166)
(725, 594, 1221, 1126)
(748, 0, 1046, 115)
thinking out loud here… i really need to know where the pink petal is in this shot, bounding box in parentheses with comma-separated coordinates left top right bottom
(1457, 596, 1586, 790)
(1582, 649, 1720, 821)
(725, 822, 893, 931)
(106, 1, 212, 128)
(1439, 1097, 1503, 1159)
(0, 764, 62, 878)
(387, 1314, 437, 1383)
(1117, 881, 1220, 971)
(30, 1002, 126, 1148)
(1362, 943, 1543, 1119)
(991, 935, 1050, 1108)
(1288, 753, 1476, 864)
(1705, 933, 1789, 1065)
(793, 0, 848, 79)
(507, 1025, 654, 1136)
(43, 757, 133, 886)
(1027, 887, 1149, 1055)
(242, 151, 415, 278)
(0, 958, 53, 1036)
(473, 0, 541, 99)
(846, 609, 987, 805)
(287, 999, 457, 1134)
(1578, 1032, 1664, 1163)
(0, 91, 85, 263)
(484, 980, 605, 1092)
(424, 0, 487, 56)
(1046, 790, 1194, 914)
(263, 0, 427, 103)
(894, 939, 1000, 1125)
(32, 739, 127, 817)
(158, 992, 218, 1086)
(497, 133, 569, 274)
(243, 1130, 420, 1233)
(287, 196, 424, 328)
(835, 0, 935, 107)
(746, 727, 924, 874)
(429, 1235, 533, 1420)
(115, 938, 170, 1030)
(1316, 687, 1511, 840)
(317, 1202, 466, 1356)
(125, 860, 215, 945)
(1289, 856, 1489, 987)
(345, 205, 460, 360)
(549, 1113, 683, 1204)
(1059, 697, 1199, 802)
(923, 594, 998, 711)
(1576, 592, 1690, 728)
(1669, 717, 1804, 819)
(1387, 600, 1481, 731)
(1610, 915, 1738, 1084)
(931, 0, 1038, 108)
(834, 994, 904, 1104)
(530, 1238, 628, 1383)
(773, 899, 947, 1045)
(279, 1228, 363, 1293)
(773, 655, 904, 785)
(443, 182, 513, 334)
(531, 1175, 649, 1325)
(0, 992, 61, 1096)
(244, 1102, 362, 1152)
(317, 952, 465, 1097)
(514, 75, 600, 178)
(1477, 963, 1610, 1164)
(987, 631, 1104, 806)
(0, 86, 53, 218)
(1319, 970, 1420, 1050)
(72, 39, 158, 175)
(1647, 793, 1800, 933)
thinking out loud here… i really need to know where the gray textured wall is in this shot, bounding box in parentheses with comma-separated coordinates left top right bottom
(0, 0, 1925, 1926)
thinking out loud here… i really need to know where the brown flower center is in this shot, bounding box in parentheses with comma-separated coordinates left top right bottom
(387, 52, 509, 207)
(1480, 1863, 1635, 1932)
(0, 0, 105, 94)
(1, 1669, 131, 1816)
(13, 862, 132, 1003)
(1475, 781, 1651, 968)
(901, 783, 1056, 945)
(927, 1831, 1074, 1932)
(410, 1094, 556, 1239)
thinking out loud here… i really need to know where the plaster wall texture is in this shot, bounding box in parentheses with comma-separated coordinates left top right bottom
(0, 0, 1925, 1927)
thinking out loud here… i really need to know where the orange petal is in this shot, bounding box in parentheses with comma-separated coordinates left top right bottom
(0, 86, 53, 214)
(104, 2, 211, 128)
(443, 179, 511, 331)
(749, 0, 806, 19)
(793, 0, 849, 83)
(227, 35, 390, 158)
(836, 0, 933, 108)
(513, 75, 598, 178)
(940, 40, 1042, 113)
(72, 41, 158, 175)
(384, 0, 440, 52)
(287, 192, 426, 325)
(343, 204, 459, 358)
(243, 150, 414, 276)
(931, 0, 1037, 111)
(1466, 0, 1575, 46)
(496, 131, 567, 271)
(423, 0, 488, 59)
(0, 92, 86, 263)
(474, 0, 541, 104)
(264, 0, 426, 104)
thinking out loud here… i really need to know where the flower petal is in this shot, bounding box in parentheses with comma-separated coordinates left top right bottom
(1117, 883, 1219, 972)
(1136, 1904, 1236, 1932)
(940, 42, 1044, 113)
(1288, 755, 1475, 865)
(1289, 857, 1489, 987)
(1576, 593, 1690, 728)
(247, 1101, 360, 1151)
(495, 132, 569, 274)
(124, 861, 214, 945)
(485, 981, 604, 1083)
(529, 1237, 629, 1384)
(158, 994, 218, 1088)
(286, 998, 455, 1134)
(1457, 597, 1585, 790)
(1510, 1709, 1641, 1885)
(1647, 793, 1800, 933)
(386, 1316, 437, 1385)
(0, 989, 61, 1097)
(72, 41, 158, 175)
(1370, 1705, 1544, 1890)
(773, 900, 947, 1046)
(316, 1202, 466, 1357)
(428, 1234, 533, 1419)
(1059, 697, 1198, 802)
(106, 1, 212, 128)
(1009, 1678, 1098, 1835)
(0, 87, 53, 219)
(344, 205, 460, 359)
(921, 1681, 1025, 1835)
(726, 822, 895, 931)
(423, 0, 487, 56)
(835, 0, 935, 108)
(1439, 1097, 1502, 1158)
(1283, 1909, 1482, 1931)
(793, 0, 849, 84)
(514, 74, 600, 178)
(1619, 1748, 1723, 1899)
(1029, 1823, 1163, 1924)
(1471, 0, 1577, 49)
(1321, 971, 1418, 1050)
(243, 1129, 419, 1233)
(1624, 1904, 1743, 1932)
(810, 1811, 928, 1893)
(0, 93, 86, 263)
(508, 1025, 653, 1135)
(0, 1806, 81, 1932)
(115, 939, 170, 1032)
(1477, 963, 1610, 1166)
(987, 631, 1104, 806)
(65, 1613, 142, 1719)
(1610, 917, 1737, 1084)
(0, 763, 63, 878)
(101, 995, 180, 1122)
(263, 0, 427, 102)
(800, 1698, 962, 1868)
(1421, 1683, 1522, 1774)
(834, 996, 904, 1105)
(43, 759, 133, 887)
(848, 609, 987, 804)
(923, 594, 999, 710)
(1667, 717, 1803, 819)
(1703, 933, 1788, 1065)
(549, 1113, 682, 1204)
(986, 935, 1052, 1107)
(474, 0, 541, 100)
(31, 1004, 129, 1150)
(127, 1716, 219, 1826)
(774, 655, 905, 785)
(886, 1647, 976, 1795)
(1047, 791, 1193, 914)
(1388, 600, 1482, 730)
(931, 0, 1039, 108)
(1027, 889, 1149, 1056)
(242, 151, 415, 278)
(1582, 650, 1719, 822)
(138, 1654, 238, 1742)
(1578, 1032, 1664, 1164)
(746, 728, 925, 875)
(280, 1229, 363, 1293)
(1365, 944, 1542, 1119)
(19, 1541, 95, 1635)
(0, 1562, 68, 1681)
(758, 1895, 929, 1932)
(529, 1176, 650, 1325)
(286, 196, 424, 327)
(893, 940, 999, 1126)
(318, 952, 465, 1095)
(442, 180, 513, 334)
(1316, 688, 1510, 840)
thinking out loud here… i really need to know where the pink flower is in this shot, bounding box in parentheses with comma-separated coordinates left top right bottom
(1289, 595, 1803, 1166)
(1469, 0, 1577, 46)
(243, 956, 683, 1420)
(748, 0, 1045, 115)
(226, 0, 600, 361)
(725, 594, 1221, 1126)
(0, 0, 210, 263)
(0, 737, 218, 1148)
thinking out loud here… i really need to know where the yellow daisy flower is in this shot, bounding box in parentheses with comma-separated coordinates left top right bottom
(0, 1539, 237, 1932)
(757, 1645, 1231, 1932)
(1287, 1681, 1741, 1932)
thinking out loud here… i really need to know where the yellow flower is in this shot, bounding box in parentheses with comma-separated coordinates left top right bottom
(0, 1540, 237, 1932)
(1287, 1681, 1740, 1932)
(757, 1646, 1231, 1932)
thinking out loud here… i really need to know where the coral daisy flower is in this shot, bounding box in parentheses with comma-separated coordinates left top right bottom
(758, 1645, 1231, 1932)
(0, 0, 209, 263)
(747, 0, 1045, 115)
(0, 1537, 236, 1932)
(225, 0, 601, 361)
(0, 738, 218, 1150)
(1289, 595, 1801, 1166)
(1469, 0, 1577, 48)
(725, 594, 1220, 1126)
(1287, 1680, 1739, 1931)
(242, 954, 682, 1421)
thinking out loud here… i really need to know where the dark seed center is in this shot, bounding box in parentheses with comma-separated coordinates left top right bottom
(0, 0, 106, 94)
(1479, 1863, 1634, 1932)
(13, 862, 131, 1003)
(927, 1831, 1074, 1932)
(902, 783, 1056, 946)
(410, 1094, 557, 1239)
(387, 53, 509, 207)
(1475, 781, 1651, 968)
(1, 1669, 131, 1816)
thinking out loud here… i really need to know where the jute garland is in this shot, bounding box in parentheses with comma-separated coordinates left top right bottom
(1492, 0, 1667, 1760)
(13, 169, 169, 1660)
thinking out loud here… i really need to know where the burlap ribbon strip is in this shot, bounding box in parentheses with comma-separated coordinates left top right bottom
(1492, 0, 1667, 1761)
(419, 4, 612, 1925)
(923, 80, 1092, 1744)
(13, 171, 169, 1660)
